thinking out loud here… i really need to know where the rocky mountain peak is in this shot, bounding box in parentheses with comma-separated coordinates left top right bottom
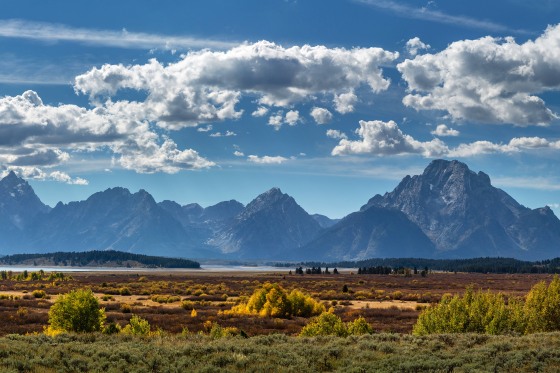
(208, 187, 322, 258)
(1, 171, 31, 193)
(241, 187, 289, 217)
(357, 159, 560, 259)
(0, 171, 50, 235)
(420, 159, 491, 193)
(2, 170, 20, 183)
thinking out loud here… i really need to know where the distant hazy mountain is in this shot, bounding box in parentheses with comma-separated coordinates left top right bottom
(208, 188, 323, 259)
(29, 187, 204, 257)
(362, 159, 560, 260)
(158, 199, 244, 239)
(201, 200, 244, 223)
(302, 206, 435, 261)
(312, 214, 340, 228)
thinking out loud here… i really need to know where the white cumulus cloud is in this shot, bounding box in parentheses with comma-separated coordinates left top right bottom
(448, 137, 560, 157)
(310, 107, 333, 125)
(332, 120, 447, 157)
(334, 92, 358, 114)
(1, 167, 89, 185)
(398, 25, 560, 126)
(268, 113, 284, 130)
(247, 155, 289, 164)
(0, 90, 215, 176)
(197, 125, 213, 132)
(332, 119, 560, 158)
(74, 41, 398, 129)
(431, 124, 460, 137)
(406, 37, 430, 56)
(326, 129, 348, 140)
(251, 106, 269, 117)
(285, 110, 300, 126)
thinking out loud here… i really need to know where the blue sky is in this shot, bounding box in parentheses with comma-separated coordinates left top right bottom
(1, 0, 560, 218)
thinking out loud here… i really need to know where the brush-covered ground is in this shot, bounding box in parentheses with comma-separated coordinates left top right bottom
(1, 271, 559, 371)
(0, 271, 554, 336)
(1, 332, 559, 372)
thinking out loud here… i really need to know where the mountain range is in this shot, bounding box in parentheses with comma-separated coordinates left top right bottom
(0, 159, 558, 261)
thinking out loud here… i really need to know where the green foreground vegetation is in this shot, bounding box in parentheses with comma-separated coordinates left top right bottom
(415, 276, 560, 335)
(1, 332, 559, 372)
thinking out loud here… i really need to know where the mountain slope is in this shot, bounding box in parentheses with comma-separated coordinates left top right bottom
(208, 188, 323, 259)
(363, 159, 560, 259)
(302, 206, 435, 261)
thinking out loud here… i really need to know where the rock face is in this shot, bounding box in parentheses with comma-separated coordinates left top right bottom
(362, 159, 560, 260)
(208, 188, 323, 259)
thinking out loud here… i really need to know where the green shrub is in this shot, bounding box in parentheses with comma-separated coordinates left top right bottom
(103, 322, 121, 334)
(414, 278, 560, 336)
(524, 276, 560, 333)
(299, 312, 374, 337)
(122, 315, 150, 336)
(347, 316, 374, 335)
(208, 322, 242, 339)
(414, 288, 510, 335)
(299, 312, 348, 337)
(47, 288, 105, 334)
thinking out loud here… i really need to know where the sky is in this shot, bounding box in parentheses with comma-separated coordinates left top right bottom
(1, 0, 560, 218)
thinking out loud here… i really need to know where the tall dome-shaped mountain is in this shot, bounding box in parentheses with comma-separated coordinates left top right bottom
(363, 159, 560, 259)
(208, 188, 322, 259)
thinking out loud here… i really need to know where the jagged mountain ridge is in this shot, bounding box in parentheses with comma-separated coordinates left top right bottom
(29, 187, 207, 257)
(0, 160, 559, 260)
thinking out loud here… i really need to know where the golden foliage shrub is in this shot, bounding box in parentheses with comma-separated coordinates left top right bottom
(228, 283, 324, 318)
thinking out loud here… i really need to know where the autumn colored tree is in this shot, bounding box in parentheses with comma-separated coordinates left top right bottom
(524, 276, 560, 333)
(47, 288, 105, 334)
(231, 283, 324, 318)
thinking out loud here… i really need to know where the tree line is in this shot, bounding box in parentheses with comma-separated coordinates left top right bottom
(291, 257, 560, 274)
(0, 250, 200, 269)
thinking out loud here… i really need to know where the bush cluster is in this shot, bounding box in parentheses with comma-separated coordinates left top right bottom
(299, 311, 374, 337)
(414, 276, 560, 335)
(229, 283, 325, 318)
(46, 288, 105, 335)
